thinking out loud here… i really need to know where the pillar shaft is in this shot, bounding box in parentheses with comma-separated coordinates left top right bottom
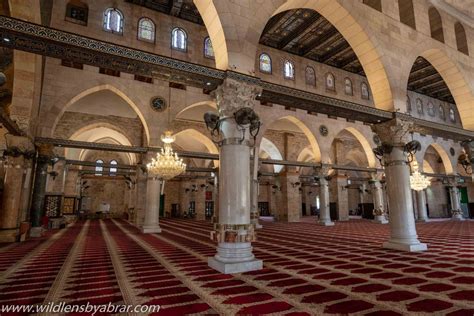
(416, 190, 429, 222)
(318, 169, 334, 226)
(141, 176, 162, 233)
(372, 179, 388, 224)
(250, 146, 261, 228)
(195, 178, 207, 221)
(30, 156, 50, 237)
(449, 184, 464, 220)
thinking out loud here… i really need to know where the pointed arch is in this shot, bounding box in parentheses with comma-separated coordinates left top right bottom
(173, 129, 219, 167)
(259, 137, 283, 173)
(423, 143, 454, 175)
(343, 127, 377, 168)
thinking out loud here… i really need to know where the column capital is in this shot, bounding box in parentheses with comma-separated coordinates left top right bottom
(4, 134, 35, 160)
(212, 77, 262, 117)
(371, 118, 413, 147)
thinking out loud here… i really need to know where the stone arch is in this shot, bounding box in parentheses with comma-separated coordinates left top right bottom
(422, 143, 454, 175)
(173, 129, 219, 167)
(175, 101, 217, 121)
(343, 127, 377, 168)
(260, 137, 283, 173)
(405, 48, 474, 130)
(51, 84, 151, 144)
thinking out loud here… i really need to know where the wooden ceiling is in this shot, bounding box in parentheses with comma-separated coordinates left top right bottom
(125, 0, 203, 25)
(259, 9, 364, 75)
(407, 57, 454, 104)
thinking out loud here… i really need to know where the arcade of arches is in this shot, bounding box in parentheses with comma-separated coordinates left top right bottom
(0, 0, 473, 314)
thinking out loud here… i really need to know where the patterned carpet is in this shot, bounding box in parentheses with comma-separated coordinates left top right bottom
(0, 218, 473, 315)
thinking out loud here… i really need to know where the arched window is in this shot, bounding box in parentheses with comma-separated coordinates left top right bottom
(95, 159, 104, 176)
(109, 160, 117, 175)
(325, 73, 335, 91)
(138, 17, 155, 42)
(283, 60, 295, 79)
(455, 22, 469, 55)
(259, 53, 272, 73)
(171, 27, 187, 51)
(305, 66, 315, 86)
(439, 104, 445, 120)
(204, 36, 214, 58)
(344, 78, 353, 95)
(427, 102, 435, 116)
(406, 95, 412, 112)
(65, 1, 88, 25)
(449, 107, 456, 122)
(429, 7, 444, 43)
(416, 98, 423, 114)
(103, 8, 123, 34)
(398, 0, 416, 29)
(361, 82, 369, 99)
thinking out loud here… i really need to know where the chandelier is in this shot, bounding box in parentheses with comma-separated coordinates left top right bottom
(410, 161, 430, 191)
(146, 131, 186, 180)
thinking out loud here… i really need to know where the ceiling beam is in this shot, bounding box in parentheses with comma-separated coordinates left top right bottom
(301, 25, 340, 56)
(169, 0, 184, 16)
(277, 12, 321, 50)
(319, 41, 350, 63)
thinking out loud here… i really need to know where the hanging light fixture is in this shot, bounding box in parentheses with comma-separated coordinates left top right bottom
(146, 130, 186, 180)
(410, 160, 430, 191)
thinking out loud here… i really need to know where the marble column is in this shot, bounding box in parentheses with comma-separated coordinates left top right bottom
(416, 189, 429, 222)
(372, 118, 427, 252)
(448, 180, 464, 221)
(250, 146, 262, 228)
(371, 177, 388, 224)
(30, 144, 54, 237)
(207, 78, 262, 274)
(212, 172, 219, 222)
(0, 154, 27, 242)
(318, 167, 334, 226)
(141, 175, 162, 233)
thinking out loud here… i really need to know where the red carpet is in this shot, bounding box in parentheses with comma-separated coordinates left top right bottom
(0, 217, 473, 315)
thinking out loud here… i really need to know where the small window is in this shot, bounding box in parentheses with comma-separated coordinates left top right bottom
(325, 73, 335, 91)
(428, 7, 444, 43)
(138, 17, 155, 42)
(361, 82, 369, 99)
(344, 78, 353, 95)
(416, 98, 423, 114)
(398, 0, 416, 29)
(95, 159, 104, 176)
(439, 104, 445, 120)
(406, 95, 412, 112)
(455, 22, 469, 55)
(65, 2, 88, 25)
(103, 8, 123, 34)
(305, 66, 316, 86)
(171, 27, 187, 51)
(204, 36, 214, 58)
(283, 60, 295, 79)
(449, 107, 456, 122)
(427, 102, 435, 116)
(259, 53, 272, 73)
(109, 160, 117, 175)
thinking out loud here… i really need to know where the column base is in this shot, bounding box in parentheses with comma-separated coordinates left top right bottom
(373, 215, 389, 224)
(0, 229, 18, 243)
(383, 240, 427, 252)
(208, 257, 262, 274)
(254, 223, 263, 229)
(318, 219, 335, 226)
(451, 214, 465, 221)
(29, 227, 43, 238)
(141, 225, 162, 234)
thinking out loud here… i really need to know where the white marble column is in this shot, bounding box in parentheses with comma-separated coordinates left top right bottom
(448, 182, 464, 221)
(416, 190, 429, 222)
(250, 146, 262, 228)
(371, 178, 388, 224)
(141, 176, 162, 233)
(318, 167, 334, 226)
(373, 118, 427, 252)
(207, 78, 262, 274)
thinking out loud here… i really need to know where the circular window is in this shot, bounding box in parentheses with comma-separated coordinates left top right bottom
(319, 125, 328, 136)
(373, 135, 381, 145)
(151, 97, 166, 112)
(450, 147, 455, 156)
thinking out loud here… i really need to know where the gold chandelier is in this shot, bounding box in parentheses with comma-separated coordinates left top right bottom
(410, 161, 430, 191)
(146, 131, 186, 180)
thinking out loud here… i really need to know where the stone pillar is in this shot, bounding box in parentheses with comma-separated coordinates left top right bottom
(371, 177, 388, 224)
(336, 173, 349, 221)
(179, 180, 190, 217)
(250, 146, 262, 228)
(448, 179, 464, 221)
(134, 166, 147, 226)
(30, 144, 54, 237)
(416, 190, 429, 222)
(207, 77, 262, 274)
(0, 148, 28, 242)
(318, 167, 334, 226)
(195, 178, 207, 220)
(372, 118, 427, 252)
(212, 172, 219, 221)
(141, 175, 162, 233)
(279, 171, 301, 222)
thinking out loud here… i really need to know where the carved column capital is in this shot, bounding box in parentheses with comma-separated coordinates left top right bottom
(212, 77, 262, 117)
(371, 118, 413, 147)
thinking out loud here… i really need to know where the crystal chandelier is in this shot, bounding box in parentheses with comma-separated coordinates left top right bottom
(410, 161, 431, 191)
(146, 131, 186, 180)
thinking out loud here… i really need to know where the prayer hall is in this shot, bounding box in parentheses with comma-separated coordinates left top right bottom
(0, 0, 473, 315)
